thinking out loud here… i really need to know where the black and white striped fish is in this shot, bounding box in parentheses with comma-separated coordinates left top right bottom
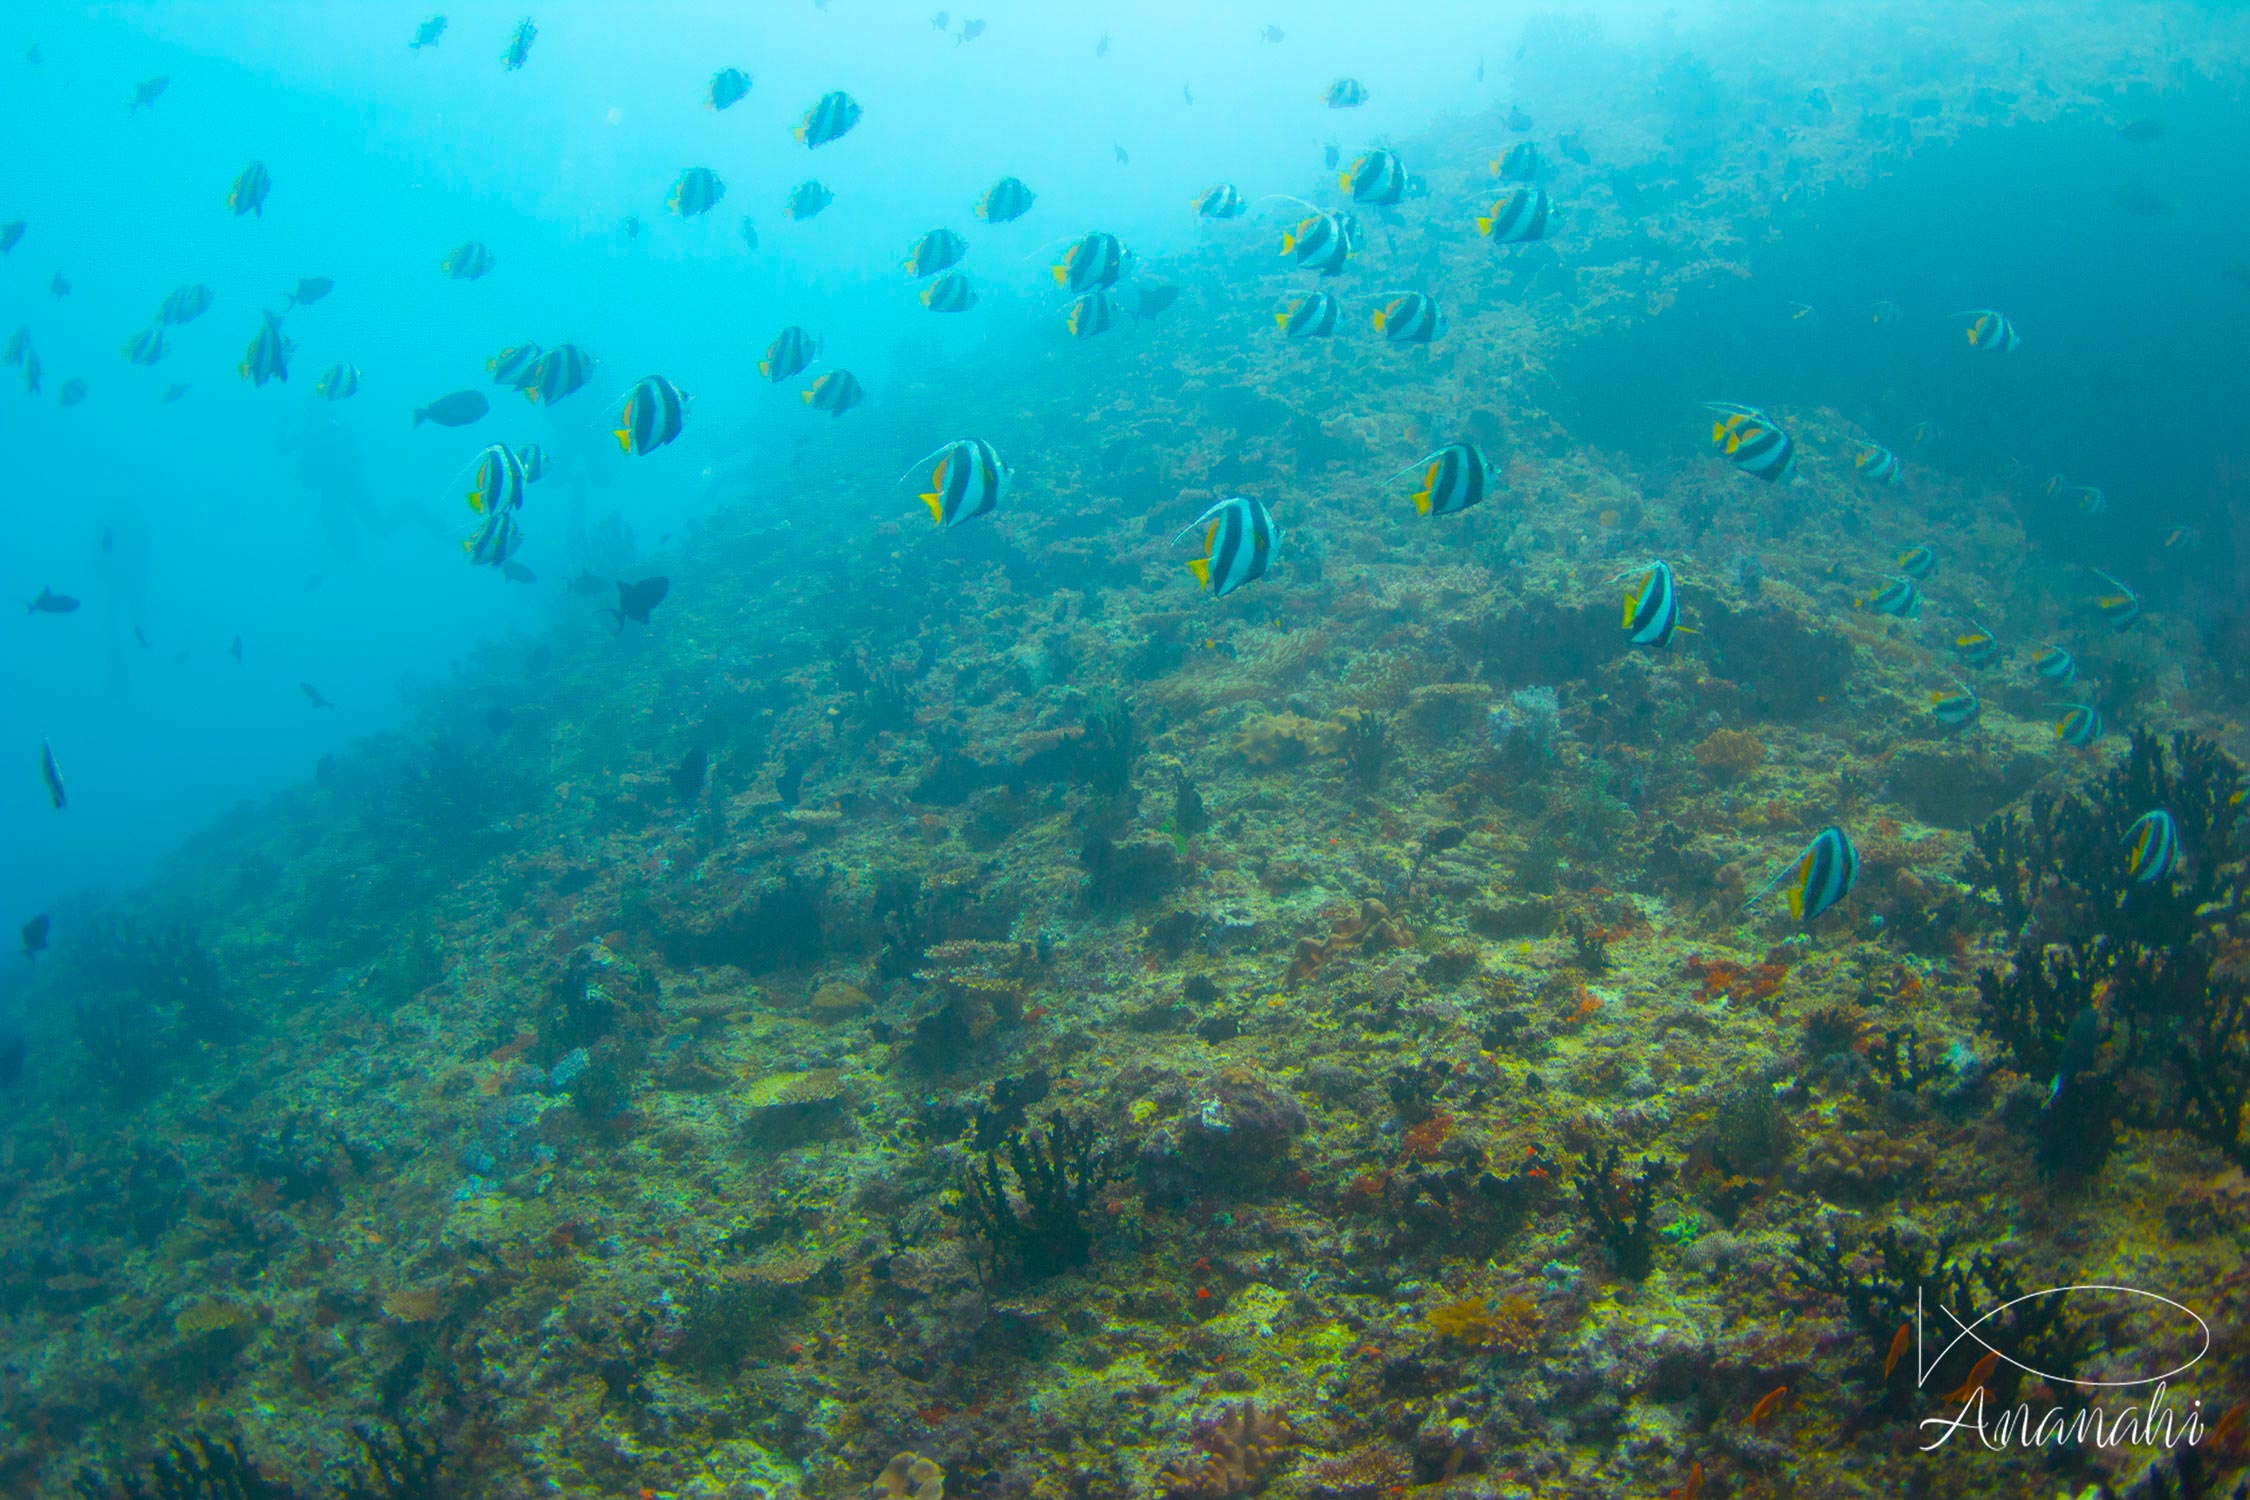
(1855, 442, 1903, 486)
(1176, 496, 1282, 597)
(524, 344, 591, 405)
(975, 176, 1037, 223)
(1276, 291, 1340, 337)
(1959, 308, 2020, 354)
(1194, 183, 1247, 219)
(1323, 77, 1368, 108)
(229, 161, 271, 217)
(922, 272, 977, 312)
(760, 325, 819, 384)
(1374, 292, 1440, 344)
(1614, 560, 1679, 648)
(158, 284, 213, 325)
(795, 90, 862, 148)
(444, 241, 496, 280)
(1053, 231, 1129, 293)
(502, 18, 536, 71)
(2124, 809, 2179, 884)
(1065, 289, 1121, 339)
(802, 369, 864, 416)
(517, 443, 549, 481)
(906, 228, 967, 277)
(1341, 149, 1407, 206)
(1394, 444, 1499, 516)
(909, 438, 1009, 528)
(315, 361, 359, 400)
(1281, 211, 1351, 276)
(1748, 826, 1858, 924)
(489, 342, 543, 388)
(121, 327, 166, 366)
(708, 67, 751, 111)
(239, 311, 292, 386)
(785, 180, 834, 220)
(1476, 187, 1551, 244)
(1703, 402, 1797, 483)
(615, 375, 688, 455)
(670, 167, 725, 217)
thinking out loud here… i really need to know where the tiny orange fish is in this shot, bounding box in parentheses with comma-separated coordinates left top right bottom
(1748, 1385, 1788, 1427)
(1940, 1349, 2000, 1403)
(1883, 1323, 1911, 1380)
(1668, 1462, 1703, 1500)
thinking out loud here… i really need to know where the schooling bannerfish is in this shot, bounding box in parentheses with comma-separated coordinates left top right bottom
(1615, 561, 1679, 648)
(229, 161, 271, 217)
(786, 180, 834, 220)
(1749, 826, 1859, 924)
(760, 325, 819, 384)
(410, 16, 447, 49)
(975, 176, 1036, 223)
(502, 17, 537, 71)
(444, 241, 496, 280)
(910, 438, 1009, 528)
(616, 375, 688, 454)
(802, 369, 864, 416)
(1177, 496, 1282, 598)
(671, 167, 725, 217)
(795, 90, 862, 148)
(40, 739, 65, 808)
(1277, 291, 1340, 338)
(708, 67, 751, 110)
(1396, 444, 1499, 517)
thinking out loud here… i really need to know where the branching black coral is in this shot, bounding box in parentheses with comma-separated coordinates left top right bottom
(1792, 1225, 2094, 1418)
(948, 1111, 1120, 1284)
(1573, 1145, 1671, 1280)
(1966, 730, 2250, 1175)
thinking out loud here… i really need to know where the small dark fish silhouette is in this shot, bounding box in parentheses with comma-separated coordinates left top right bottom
(502, 560, 538, 584)
(2114, 183, 2171, 217)
(301, 681, 334, 708)
(133, 625, 149, 649)
(162, 381, 190, 403)
(229, 635, 244, 663)
(1113, 143, 1129, 165)
(957, 18, 984, 43)
(410, 15, 447, 49)
(2117, 117, 2164, 144)
(40, 739, 64, 809)
(284, 276, 335, 309)
(413, 389, 488, 427)
(20, 914, 48, 958)
(1258, 25, 1284, 42)
(1323, 140, 1340, 170)
(129, 76, 169, 111)
(566, 570, 610, 597)
(1095, 32, 1110, 57)
(670, 746, 710, 800)
(27, 587, 79, 614)
(607, 576, 670, 629)
(50, 272, 69, 297)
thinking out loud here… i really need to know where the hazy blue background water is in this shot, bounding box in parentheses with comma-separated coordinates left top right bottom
(3, 0, 2243, 933)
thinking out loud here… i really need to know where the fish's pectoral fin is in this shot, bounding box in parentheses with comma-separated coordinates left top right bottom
(1187, 557, 1212, 587)
(1413, 491, 1432, 515)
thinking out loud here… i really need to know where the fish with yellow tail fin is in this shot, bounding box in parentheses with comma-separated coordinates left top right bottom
(708, 67, 751, 111)
(1277, 291, 1339, 338)
(1323, 77, 1368, 108)
(2089, 569, 2142, 631)
(902, 438, 1008, 528)
(1957, 307, 2020, 353)
(1611, 560, 1679, 648)
(1896, 544, 1935, 579)
(614, 375, 687, 455)
(1391, 444, 1498, 516)
(974, 175, 1036, 223)
(239, 311, 292, 385)
(801, 369, 864, 416)
(1856, 575, 1920, 617)
(1341, 149, 1407, 205)
(1475, 186, 1552, 244)
(759, 325, 819, 384)
(1053, 231, 1129, 293)
(1929, 675, 1981, 727)
(1953, 621, 2001, 668)
(1491, 141, 1539, 180)
(905, 228, 967, 278)
(1372, 292, 1440, 344)
(443, 240, 496, 281)
(1065, 289, 1121, 339)
(229, 161, 271, 217)
(1703, 402, 1797, 482)
(2029, 645, 2076, 684)
(785, 180, 834, 220)
(669, 167, 725, 218)
(922, 272, 977, 312)
(462, 442, 526, 568)
(1745, 825, 1859, 924)
(2125, 809, 2180, 884)
(523, 343, 591, 405)
(488, 342, 541, 388)
(315, 361, 359, 400)
(795, 90, 862, 148)
(2054, 702, 2103, 747)
(1856, 442, 1903, 487)
(1194, 183, 1247, 219)
(1175, 496, 1281, 598)
(1281, 211, 1351, 275)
